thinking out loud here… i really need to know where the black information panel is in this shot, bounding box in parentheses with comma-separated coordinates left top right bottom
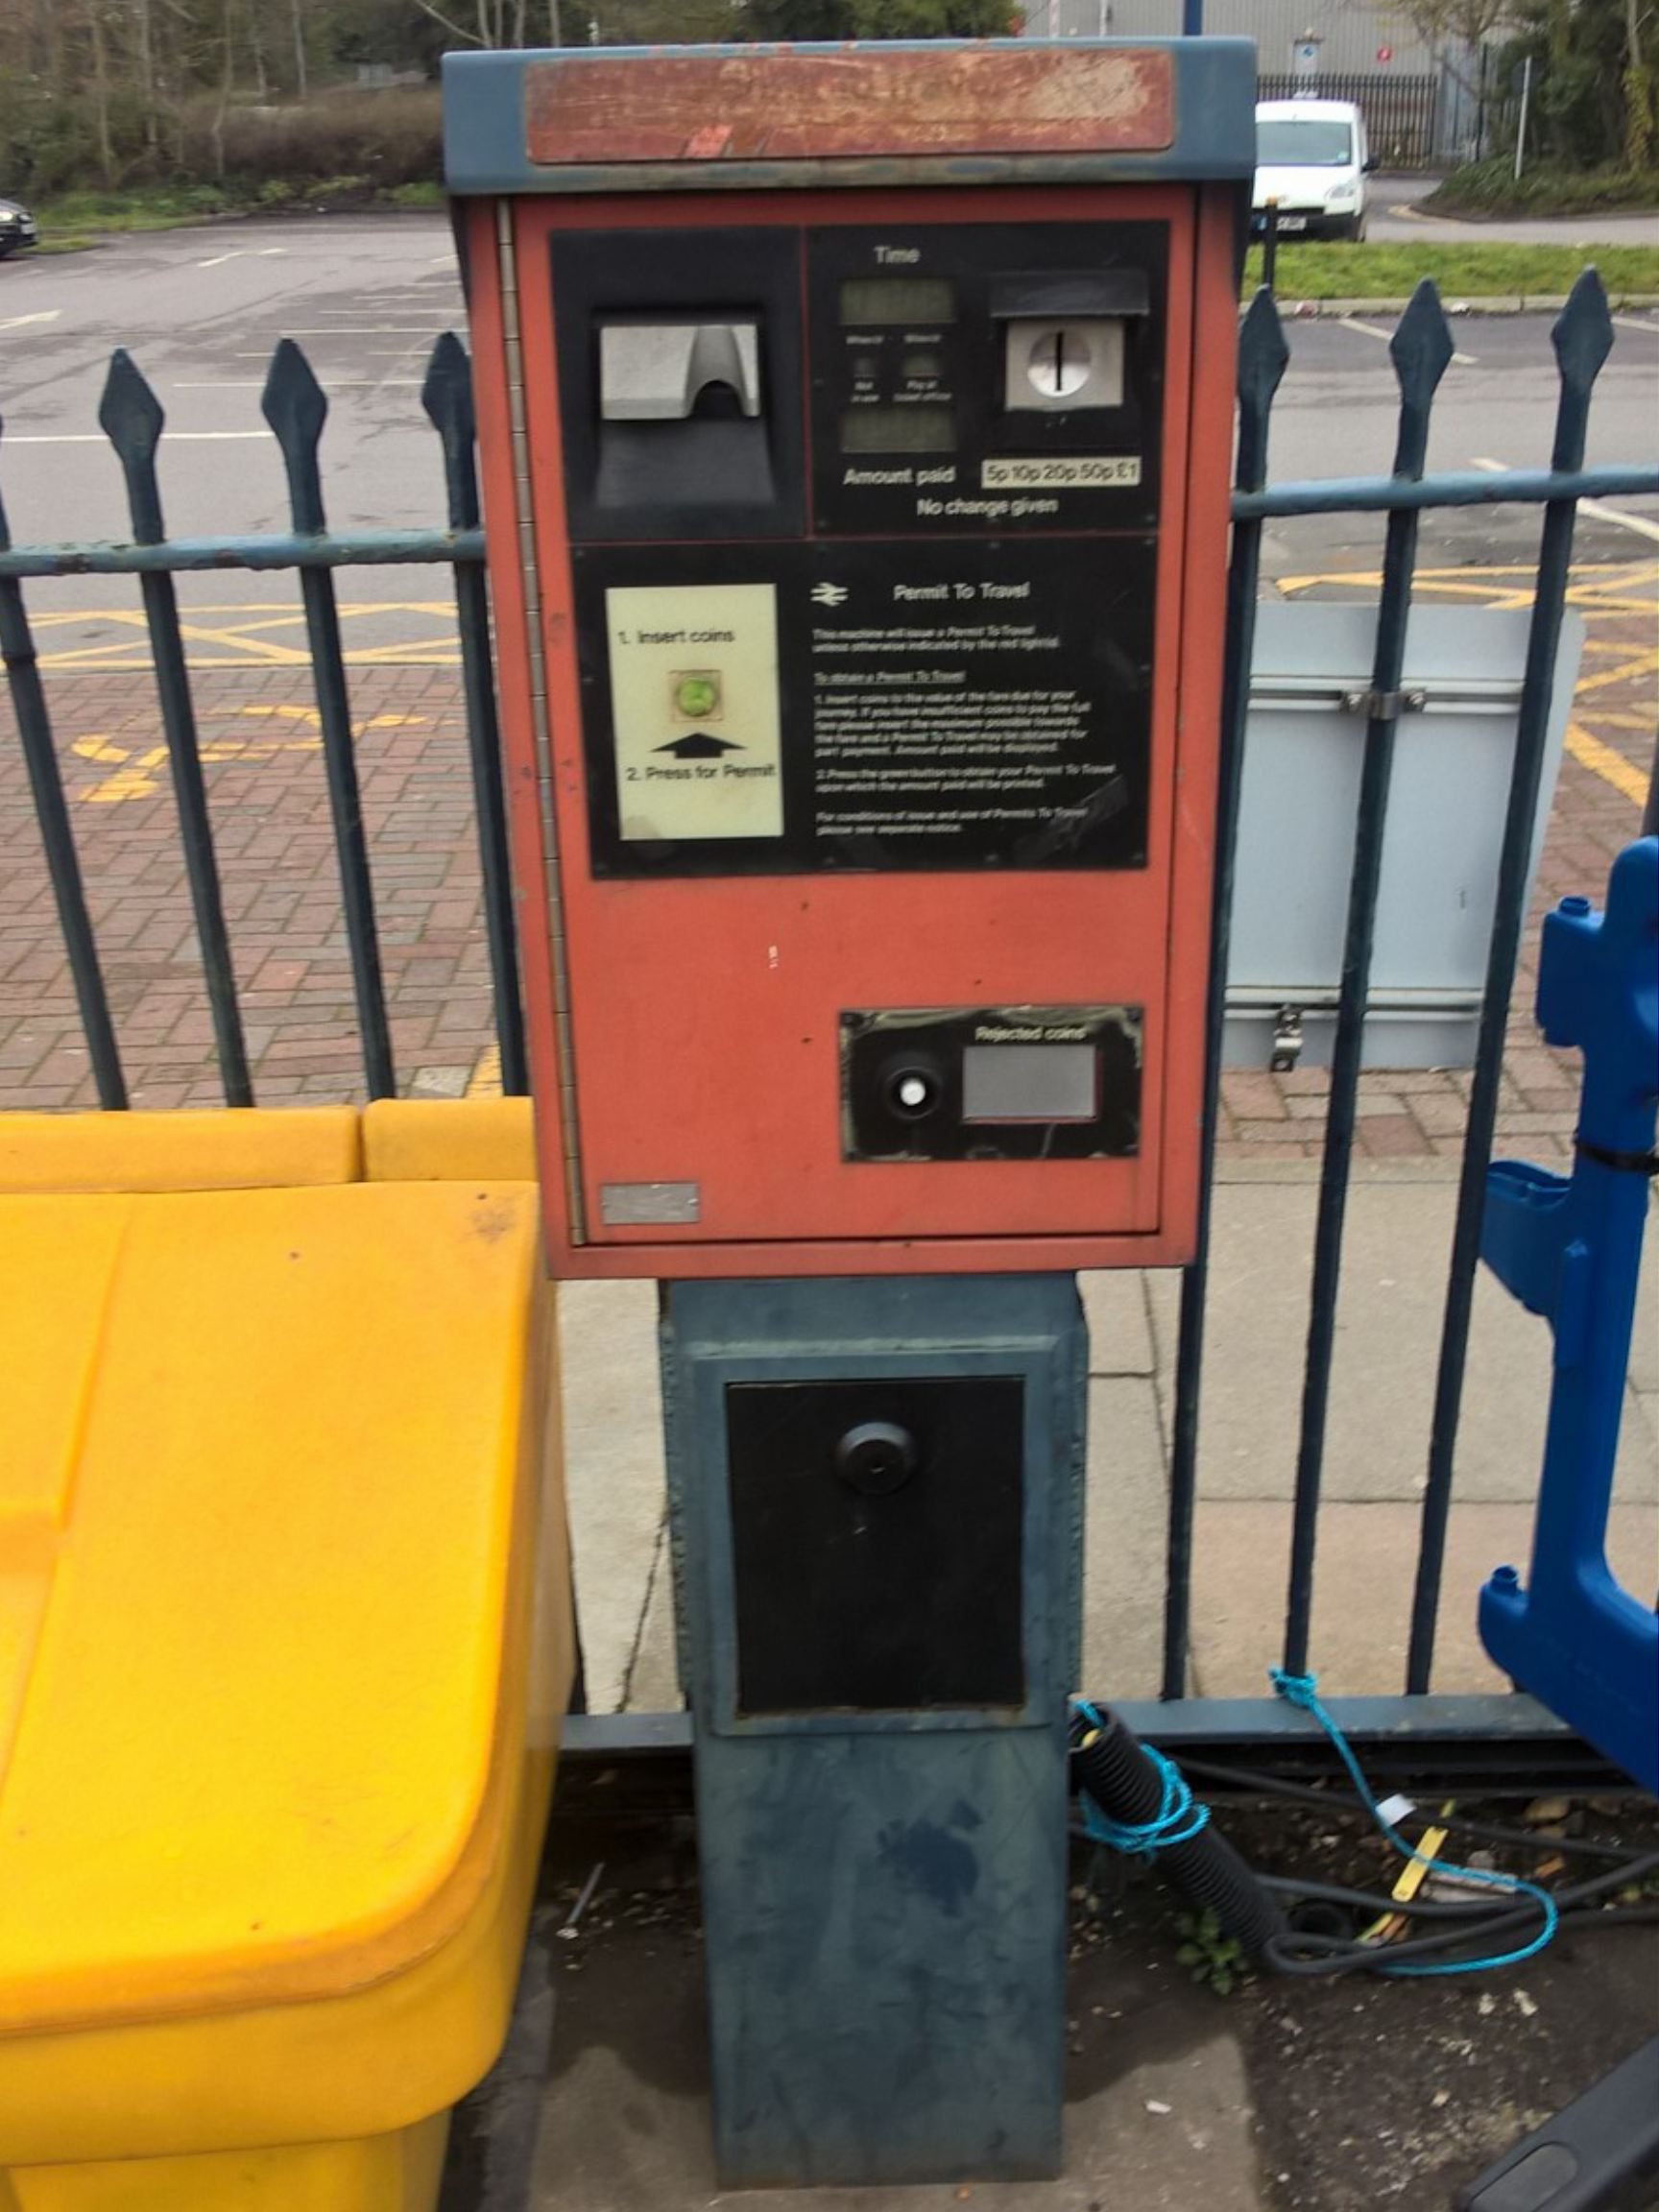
(726, 1375, 1025, 1716)
(574, 536, 1154, 878)
(808, 222, 1167, 538)
(842, 1004, 1142, 1163)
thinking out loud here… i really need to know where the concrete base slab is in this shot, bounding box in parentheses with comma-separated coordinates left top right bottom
(558, 1280, 667, 1714)
(1078, 1267, 1157, 1376)
(1082, 1376, 1170, 1699)
(621, 1519, 681, 1714)
(533, 2022, 1263, 2212)
(1190, 1498, 1659, 1696)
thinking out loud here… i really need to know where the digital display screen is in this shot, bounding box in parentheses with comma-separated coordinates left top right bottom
(840, 405, 955, 455)
(839, 276, 957, 327)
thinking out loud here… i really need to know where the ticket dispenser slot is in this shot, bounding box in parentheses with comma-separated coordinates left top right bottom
(551, 228, 805, 539)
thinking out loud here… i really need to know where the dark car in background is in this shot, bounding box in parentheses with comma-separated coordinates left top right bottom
(0, 199, 38, 258)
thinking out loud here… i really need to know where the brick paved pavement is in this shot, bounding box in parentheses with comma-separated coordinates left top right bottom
(1, 565, 1653, 1144)
(0, 664, 498, 1111)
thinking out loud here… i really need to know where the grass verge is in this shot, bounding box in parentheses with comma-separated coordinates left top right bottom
(1243, 240, 1659, 300)
(1424, 158, 1659, 220)
(33, 175, 445, 252)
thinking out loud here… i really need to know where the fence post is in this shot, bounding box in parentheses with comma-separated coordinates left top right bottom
(1162, 290, 1290, 1699)
(1282, 281, 1456, 1680)
(101, 351, 253, 1108)
(0, 421, 129, 1111)
(422, 333, 528, 1098)
(262, 341, 396, 1102)
(1407, 271, 1616, 1692)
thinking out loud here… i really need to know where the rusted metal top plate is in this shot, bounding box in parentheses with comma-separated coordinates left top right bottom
(525, 47, 1175, 166)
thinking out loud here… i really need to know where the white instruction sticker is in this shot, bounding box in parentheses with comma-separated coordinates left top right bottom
(981, 455, 1142, 492)
(606, 582, 783, 842)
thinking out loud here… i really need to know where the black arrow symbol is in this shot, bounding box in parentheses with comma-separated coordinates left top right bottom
(653, 732, 746, 759)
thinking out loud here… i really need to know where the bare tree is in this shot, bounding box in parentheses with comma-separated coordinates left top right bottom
(413, 0, 491, 42)
(209, 0, 235, 179)
(1382, 0, 1518, 38)
(1625, 0, 1654, 168)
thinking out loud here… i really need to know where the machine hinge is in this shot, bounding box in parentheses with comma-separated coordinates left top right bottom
(1270, 1005, 1305, 1073)
(1339, 686, 1429, 721)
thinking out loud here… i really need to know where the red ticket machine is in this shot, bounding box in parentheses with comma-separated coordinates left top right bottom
(447, 37, 1254, 1279)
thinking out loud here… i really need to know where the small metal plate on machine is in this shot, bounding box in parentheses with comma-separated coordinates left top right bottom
(725, 1375, 1025, 1716)
(842, 1005, 1142, 1162)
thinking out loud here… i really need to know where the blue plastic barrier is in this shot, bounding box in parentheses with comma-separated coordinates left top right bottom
(1478, 837, 1658, 1793)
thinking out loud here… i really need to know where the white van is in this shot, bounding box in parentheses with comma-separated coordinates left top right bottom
(1253, 98, 1373, 242)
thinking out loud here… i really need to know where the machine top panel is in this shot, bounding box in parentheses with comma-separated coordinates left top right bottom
(443, 38, 1257, 196)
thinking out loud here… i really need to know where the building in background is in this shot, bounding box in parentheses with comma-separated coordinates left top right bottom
(1019, 2, 1486, 167)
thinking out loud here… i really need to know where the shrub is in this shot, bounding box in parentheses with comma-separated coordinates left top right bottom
(1427, 156, 1659, 218)
(178, 89, 442, 190)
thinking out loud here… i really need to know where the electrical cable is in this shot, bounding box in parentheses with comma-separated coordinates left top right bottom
(1176, 1755, 1642, 1863)
(1255, 1851, 1659, 1924)
(1067, 1675, 1659, 1984)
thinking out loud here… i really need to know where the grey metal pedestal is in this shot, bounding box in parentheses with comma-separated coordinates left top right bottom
(661, 1274, 1088, 2188)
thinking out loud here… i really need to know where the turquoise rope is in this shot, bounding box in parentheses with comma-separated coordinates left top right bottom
(1270, 1669, 1559, 1976)
(1072, 1697, 1211, 1857)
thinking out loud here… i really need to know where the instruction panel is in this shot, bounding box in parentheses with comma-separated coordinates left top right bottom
(575, 540, 1155, 877)
(604, 583, 783, 842)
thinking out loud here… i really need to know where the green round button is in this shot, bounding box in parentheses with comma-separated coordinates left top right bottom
(675, 675, 720, 719)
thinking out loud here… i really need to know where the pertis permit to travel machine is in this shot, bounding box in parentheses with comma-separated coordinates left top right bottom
(445, 36, 1253, 2187)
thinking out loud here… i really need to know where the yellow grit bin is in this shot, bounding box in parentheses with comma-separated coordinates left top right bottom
(0, 1100, 573, 2212)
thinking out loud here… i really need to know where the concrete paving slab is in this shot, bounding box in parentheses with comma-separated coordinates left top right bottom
(1078, 1267, 1156, 1376)
(553, 1177, 1654, 1713)
(1081, 1377, 1169, 1699)
(533, 2029, 1264, 2212)
(1628, 1227, 1659, 1395)
(1147, 1178, 1659, 1505)
(1189, 1498, 1659, 1697)
(623, 1520, 683, 1714)
(557, 1280, 667, 1714)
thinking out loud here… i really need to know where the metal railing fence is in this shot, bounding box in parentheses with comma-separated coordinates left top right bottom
(0, 332, 526, 1113)
(3, 276, 1655, 1739)
(1256, 70, 1440, 167)
(1166, 270, 1658, 1712)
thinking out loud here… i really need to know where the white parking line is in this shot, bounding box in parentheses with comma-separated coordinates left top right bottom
(175, 379, 424, 389)
(0, 310, 62, 332)
(231, 349, 427, 362)
(1611, 313, 1659, 335)
(2, 430, 270, 445)
(1341, 315, 1478, 367)
(1472, 454, 1659, 542)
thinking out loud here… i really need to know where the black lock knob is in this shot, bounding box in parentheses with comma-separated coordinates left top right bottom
(834, 1421, 919, 1497)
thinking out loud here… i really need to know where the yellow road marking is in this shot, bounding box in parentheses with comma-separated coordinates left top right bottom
(466, 1045, 503, 1098)
(66, 706, 432, 804)
(1566, 723, 1651, 806)
(1274, 559, 1654, 809)
(32, 601, 458, 673)
(1574, 653, 1659, 695)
